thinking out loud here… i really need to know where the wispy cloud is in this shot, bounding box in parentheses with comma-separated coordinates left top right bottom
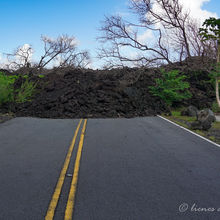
(0, 44, 33, 69)
(0, 53, 10, 69)
(179, 0, 218, 23)
(137, 30, 154, 44)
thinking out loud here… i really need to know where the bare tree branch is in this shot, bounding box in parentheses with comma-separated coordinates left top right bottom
(98, 0, 216, 68)
(5, 45, 33, 70)
(37, 35, 78, 68)
(2, 34, 90, 71)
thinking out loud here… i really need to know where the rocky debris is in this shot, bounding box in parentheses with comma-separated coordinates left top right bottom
(190, 109, 216, 130)
(198, 109, 216, 122)
(181, 105, 198, 117)
(12, 69, 168, 118)
(0, 62, 216, 118)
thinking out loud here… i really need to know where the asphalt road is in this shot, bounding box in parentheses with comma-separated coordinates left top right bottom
(1, 117, 220, 220)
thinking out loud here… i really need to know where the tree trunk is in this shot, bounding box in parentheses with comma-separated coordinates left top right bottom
(216, 77, 220, 107)
(216, 40, 220, 108)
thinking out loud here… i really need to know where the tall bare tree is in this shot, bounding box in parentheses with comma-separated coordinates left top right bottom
(98, 0, 216, 68)
(38, 35, 78, 68)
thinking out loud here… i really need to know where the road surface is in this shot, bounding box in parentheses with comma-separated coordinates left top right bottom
(0, 117, 220, 220)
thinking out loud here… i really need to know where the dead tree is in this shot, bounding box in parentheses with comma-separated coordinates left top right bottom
(56, 50, 90, 68)
(37, 35, 90, 69)
(5, 45, 33, 70)
(37, 35, 77, 69)
(98, 0, 215, 68)
(2, 34, 90, 71)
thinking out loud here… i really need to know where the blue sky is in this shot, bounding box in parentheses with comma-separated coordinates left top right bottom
(0, 0, 219, 68)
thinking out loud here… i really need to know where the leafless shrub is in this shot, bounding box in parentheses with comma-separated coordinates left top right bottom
(57, 50, 90, 68)
(5, 44, 33, 70)
(2, 34, 90, 72)
(37, 35, 88, 69)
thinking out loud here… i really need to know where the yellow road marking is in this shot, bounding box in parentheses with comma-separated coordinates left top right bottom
(64, 119, 88, 220)
(45, 119, 83, 220)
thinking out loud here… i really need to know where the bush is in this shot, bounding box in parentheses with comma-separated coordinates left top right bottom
(16, 79, 37, 103)
(212, 101, 220, 113)
(0, 72, 37, 106)
(0, 72, 17, 105)
(149, 69, 192, 106)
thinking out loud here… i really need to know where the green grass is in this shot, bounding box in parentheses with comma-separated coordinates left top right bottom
(171, 110, 196, 122)
(170, 110, 181, 117)
(209, 136, 216, 141)
(213, 122, 220, 129)
(163, 109, 220, 145)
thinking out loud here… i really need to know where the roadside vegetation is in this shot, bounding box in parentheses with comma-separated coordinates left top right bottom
(199, 17, 220, 108)
(163, 110, 220, 144)
(0, 72, 15, 105)
(212, 101, 220, 113)
(149, 69, 191, 108)
(0, 71, 38, 107)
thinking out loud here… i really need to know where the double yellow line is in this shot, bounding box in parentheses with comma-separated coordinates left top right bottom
(45, 119, 87, 220)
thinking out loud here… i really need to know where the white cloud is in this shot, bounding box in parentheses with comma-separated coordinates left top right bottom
(149, 0, 218, 25)
(0, 53, 10, 69)
(144, 0, 218, 49)
(179, 0, 218, 23)
(0, 44, 34, 70)
(137, 30, 153, 44)
(16, 44, 33, 64)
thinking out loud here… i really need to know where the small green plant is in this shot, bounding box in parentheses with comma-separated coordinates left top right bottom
(16, 79, 37, 103)
(149, 69, 192, 106)
(38, 74, 45, 78)
(0, 72, 17, 105)
(212, 101, 220, 113)
(22, 74, 29, 79)
(0, 72, 38, 106)
(208, 63, 220, 84)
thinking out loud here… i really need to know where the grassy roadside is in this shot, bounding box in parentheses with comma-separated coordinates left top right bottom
(162, 110, 220, 145)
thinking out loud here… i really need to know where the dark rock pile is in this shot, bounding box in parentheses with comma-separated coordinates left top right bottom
(12, 68, 167, 118)
(0, 61, 216, 118)
(190, 109, 216, 130)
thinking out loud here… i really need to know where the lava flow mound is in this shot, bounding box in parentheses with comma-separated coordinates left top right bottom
(13, 68, 168, 118)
